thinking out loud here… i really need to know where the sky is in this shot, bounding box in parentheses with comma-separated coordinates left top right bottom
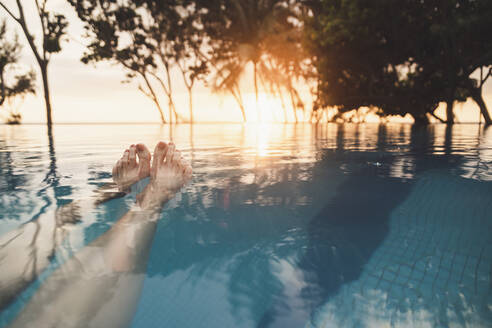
(0, 0, 491, 124)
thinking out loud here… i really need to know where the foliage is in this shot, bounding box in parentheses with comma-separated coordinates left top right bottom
(69, 0, 309, 122)
(2, 0, 489, 124)
(0, 20, 36, 123)
(68, 0, 205, 123)
(304, 0, 492, 124)
(44, 12, 68, 53)
(196, 0, 309, 121)
(0, 0, 68, 126)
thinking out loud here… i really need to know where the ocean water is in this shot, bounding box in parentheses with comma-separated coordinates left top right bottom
(0, 123, 491, 328)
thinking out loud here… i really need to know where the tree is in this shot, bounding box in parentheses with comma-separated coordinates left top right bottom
(171, 10, 208, 123)
(260, 3, 311, 122)
(412, 0, 492, 125)
(305, 0, 427, 123)
(471, 66, 492, 124)
(0, 0, 67, 127)
(304, 0, 492, 125)
(458, 0, 492, 125)
(69, 0, 196, 123)
(70, 0, 308, 123)
(69, 0, 165, 123)
(0, 19, 36, 123)
(196, 0, 306, 122)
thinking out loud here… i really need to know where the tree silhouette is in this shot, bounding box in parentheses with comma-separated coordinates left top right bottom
(69, 0, 205, 123)
(472, 66, 492, 124)
(197, 0, 306, 122)
(43, 0, 492, 124)
(170, 6, 208, 123)
(304, 0, 492, 125)
(413, 0, 492, 125)
(0, 19, 36, 124)
(69, 0, 166, 123)
(0, 0, 67, 127)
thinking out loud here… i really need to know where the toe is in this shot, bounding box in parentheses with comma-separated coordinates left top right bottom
(136, 143, 151, 161)
(153, 141, 168, 170)
(129, 145, 137, 167)
(184, 166, 192, 180)
(172, 150, 181, 168)
(165, 142, 175, 166)
(179, 158, 187, 172)
(122, 149, 130, 166)
(136, 143, 151, 173)
(180, 158, 188, 175)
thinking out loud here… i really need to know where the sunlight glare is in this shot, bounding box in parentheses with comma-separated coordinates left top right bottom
(256, 122, 272, 157)
(245, 93, 285, 123)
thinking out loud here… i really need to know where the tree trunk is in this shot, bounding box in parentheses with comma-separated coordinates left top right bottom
(0, 69, 5, 106)
(289, 88, 298, 123)
(177, 64, 193, 124)
(155, 101, 165, 124)
(142, 73, 166, 123)
(40, 64, 53, 127)
(471, 89, 491, 125)
(188, 87, 193, 124)
(233, 95, 247, 122)
(168, 102, 173, 124)
(164, 64, 180, 124)
(445, 98, 454, 124)
(411, 112, 430, 125)
(168, 96, 185, 123)
(11, 1, 54, 127)
(238, 102, 247, 122)
(171, 100, 178, 123)
(230, 85, 247, 122)
(254, 61, 259, 122)
(276, 84, 288, 122)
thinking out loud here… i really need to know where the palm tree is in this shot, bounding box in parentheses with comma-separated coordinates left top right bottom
(199, 0, 303, 122)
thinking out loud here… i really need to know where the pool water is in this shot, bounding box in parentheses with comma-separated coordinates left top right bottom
(0, 123, 491, 327)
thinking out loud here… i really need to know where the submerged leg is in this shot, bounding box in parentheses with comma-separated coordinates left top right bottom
(8, 142, 191, 328)
(0, 144, 152, 310)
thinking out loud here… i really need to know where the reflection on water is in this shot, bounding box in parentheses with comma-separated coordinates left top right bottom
(0, 123, 491, 327)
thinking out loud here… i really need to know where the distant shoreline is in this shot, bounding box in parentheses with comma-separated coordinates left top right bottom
(0, 122, 486, 126)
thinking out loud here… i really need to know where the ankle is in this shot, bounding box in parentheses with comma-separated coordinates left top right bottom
(136, 184, 173, 211)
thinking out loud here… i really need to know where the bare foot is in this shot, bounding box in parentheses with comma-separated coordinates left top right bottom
(112, 144, 151, 192)
(137, 142, 192, 211)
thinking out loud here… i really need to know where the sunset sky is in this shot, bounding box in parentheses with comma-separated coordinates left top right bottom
(0, 0, 491, 124)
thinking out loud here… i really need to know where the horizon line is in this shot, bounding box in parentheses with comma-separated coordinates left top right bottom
(1, 121, 487, 126)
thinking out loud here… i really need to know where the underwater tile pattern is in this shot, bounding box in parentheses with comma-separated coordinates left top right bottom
(309, 172, 492, 328)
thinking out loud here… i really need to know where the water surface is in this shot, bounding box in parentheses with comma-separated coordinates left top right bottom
(0, 123, 491, 327)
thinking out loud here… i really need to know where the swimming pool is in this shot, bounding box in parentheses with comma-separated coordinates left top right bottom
(0, 123, 491, 327)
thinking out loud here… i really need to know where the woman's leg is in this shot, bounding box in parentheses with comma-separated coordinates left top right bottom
(9, 142, 191, 328)
(0, 144, 151, 310)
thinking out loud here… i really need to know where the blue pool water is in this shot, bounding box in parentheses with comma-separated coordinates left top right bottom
(0, 123, 491, 327)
